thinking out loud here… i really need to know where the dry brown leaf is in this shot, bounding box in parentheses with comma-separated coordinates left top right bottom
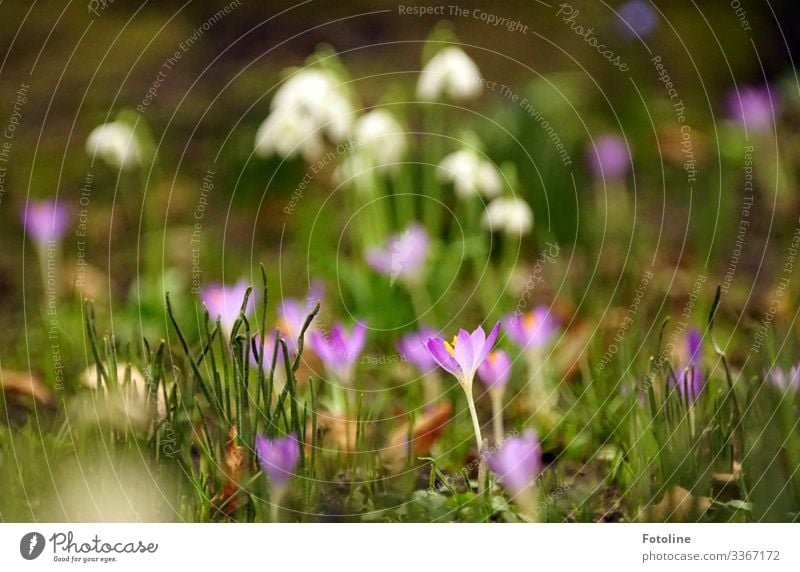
(381, 402, 452, 474)
(224, 426, 246, 484)
(307, 409, 359, 455)
(711, 461, 743, 500)
(647, 485, 711, 521)
(657, 122, 708, 165)
(1, 370, 54, 406)
(212, 426, 247, 517)
(554, 320, 592, 379)
(712, 460, 742, 485)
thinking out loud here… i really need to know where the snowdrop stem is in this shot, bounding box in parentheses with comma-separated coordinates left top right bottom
(354, 176, 383, 246)
(392, 169, 416, 228)
(422, 109, 444, 235)
(500, 234, 518, 273)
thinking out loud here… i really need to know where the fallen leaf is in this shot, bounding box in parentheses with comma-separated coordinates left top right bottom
(381, 402, 452, 474)
(308, 409, 359, 454)
(1, 370, 54, 406)
(647, 485, 711, 521)
(212, 426, 247, 517)
(711, 460, 743, 500)
(711, 460, 742, 486)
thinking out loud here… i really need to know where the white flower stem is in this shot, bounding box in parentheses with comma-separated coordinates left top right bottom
(463, 383, 486, 494)
(516, 484, 540, 522)
(270, 486, 287, 523)
(490, 388, 505, 445)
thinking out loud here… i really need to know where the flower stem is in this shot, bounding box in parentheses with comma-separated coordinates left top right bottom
(270, 486, 287, 523)
(463, 384, 486, 494)
(464, 387, 483, 453)
(490, 389, 505, 445)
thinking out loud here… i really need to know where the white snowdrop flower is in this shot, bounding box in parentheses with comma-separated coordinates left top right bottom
(437, 149, 502, 199)
(482, 197, 534, 236)
(254, 110, 325, 161)
(80, 363, 168, 420)
(417, 47, 482, 101)
(353, 110, 407, 170)
(86, 122, 140, 169)
(332, 153, 373, 186)
(255, 69, 352, 161)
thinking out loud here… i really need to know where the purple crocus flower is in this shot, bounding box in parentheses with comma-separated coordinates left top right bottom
(306, 280, 324, 307)
(21, 200, 70, 244)
(768, 365, 800, 393)
(587, 135, 631, 180)
(365, 223, 428, 284)
(397, 327, 440, 374)
(488, 430, 542, 494)
(673, 328, 703, 402)
(251, 328, 287, 368)
(617, 0, 658, 38)
(426, 322, 501, 389)
(272, 281, 323, 355)
(255, 432, 301, 487)
(277, 299, 314, 355)
(309, 322, 367, 384)
(727, 85, 779, 133)
(503, 307, 558, 351)
(200, 279, 253, 336)
(478, 350, 512, 390)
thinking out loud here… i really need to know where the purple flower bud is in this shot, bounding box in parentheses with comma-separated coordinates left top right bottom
(488, 430, 542, 493)
(366, 223, 428, 284)
(309, 321, 367, 384)
(200, 279, 253, 336)
(255, 433, 300, 487)
(503, 307, 558, 350)
(426, 322, 501, 388)
(587, 135, 631, 180)
(617, 1, 658, 38)
(478, 350, 512, 389)
(21, 200, 70, 244)
(768, 364, 800, 393)
(672, 328, 703, 402)
(397, 327, 440, 374)
(727, 85, 779, 133)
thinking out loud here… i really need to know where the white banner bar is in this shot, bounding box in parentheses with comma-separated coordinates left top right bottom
(1, 523, 797, 570)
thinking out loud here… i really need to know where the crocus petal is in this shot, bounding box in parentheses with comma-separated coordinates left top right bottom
(453, 329, 476, 375)
(426, 338, 461, 376)
(488, 430, 542, 493)
(347, 322, 367, 361)
(309, 331, 331, 363)
(479, 322, 501, 364)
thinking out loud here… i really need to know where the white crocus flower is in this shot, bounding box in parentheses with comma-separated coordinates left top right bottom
(353, 110, 407, 170)
(437, 149, 502, 199)
(86, 122, 140, 170)
(482, 197, 533, 236)
(417, 47, 482, 101)
(255, 69, 352, 161)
